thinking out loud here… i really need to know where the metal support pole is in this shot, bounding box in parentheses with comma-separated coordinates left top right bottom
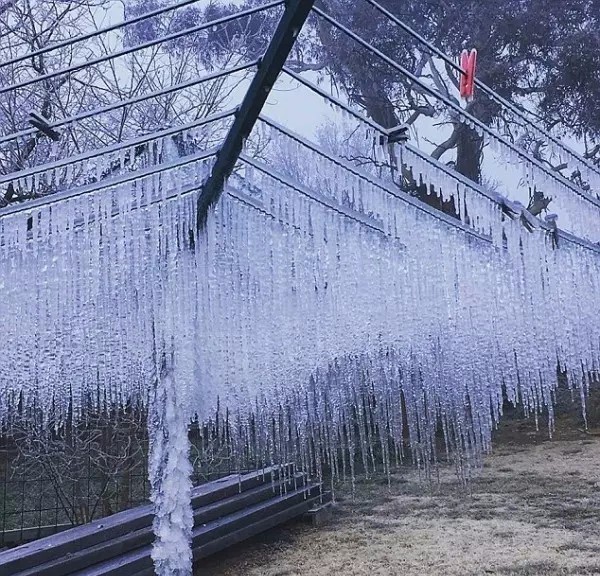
(196, 0, 315, 229)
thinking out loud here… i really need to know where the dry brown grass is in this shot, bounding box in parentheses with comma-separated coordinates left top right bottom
(198, 417, 600, 576)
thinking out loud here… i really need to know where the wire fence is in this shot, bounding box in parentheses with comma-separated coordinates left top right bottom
(0, 408, 244, 549)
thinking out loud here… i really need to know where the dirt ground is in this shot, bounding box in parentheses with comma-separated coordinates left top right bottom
(199, 416, 600, 576)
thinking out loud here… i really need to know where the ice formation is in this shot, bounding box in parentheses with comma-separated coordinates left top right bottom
(0, 126, 599, 573)
(149, 367, 194, 576)
(283, 63, 600, 245)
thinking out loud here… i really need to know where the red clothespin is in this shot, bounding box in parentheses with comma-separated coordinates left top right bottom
(459, 48, 477, 101)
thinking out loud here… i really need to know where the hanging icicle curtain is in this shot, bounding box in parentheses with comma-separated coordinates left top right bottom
(311, 6, 600, 244)
(1, 132, 599, 479)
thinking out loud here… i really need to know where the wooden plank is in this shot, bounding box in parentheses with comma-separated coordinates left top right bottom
(17, 474, 308, 576)
(16, 527, 153, 576)
(0, 524, 72, 546)
(190, 484, 322, 544)
(191, 465, 295, 510)
(70, 483, 322, 576)
(194, 472, 307, 527)
(134, 491, 332, 576)
(0, 465, 293, 576)
(192, 492, 331, 561)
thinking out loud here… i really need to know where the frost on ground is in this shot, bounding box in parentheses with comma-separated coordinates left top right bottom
(199, 415, 600, 576)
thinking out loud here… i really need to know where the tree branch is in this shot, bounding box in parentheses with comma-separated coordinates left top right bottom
(444, 60, 460, 91)
(427, 54, 458, 105)
(286, 59, 326, 73)
(0, 0, 16, 18)
(431, 124, 460, 160)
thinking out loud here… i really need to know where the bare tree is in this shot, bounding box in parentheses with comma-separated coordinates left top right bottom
(0, 0, 263, 205)
(9, 405, 148, 525)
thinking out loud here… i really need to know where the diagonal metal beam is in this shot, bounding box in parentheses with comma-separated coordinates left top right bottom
(196, 0, 315, 229)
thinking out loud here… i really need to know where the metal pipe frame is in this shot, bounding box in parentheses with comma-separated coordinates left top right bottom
(195, 0, 317, 229)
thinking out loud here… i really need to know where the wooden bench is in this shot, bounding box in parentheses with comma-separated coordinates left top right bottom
(0, 465, 329, 576)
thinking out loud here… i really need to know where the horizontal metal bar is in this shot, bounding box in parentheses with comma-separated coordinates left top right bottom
(0, 0, 202, 70)
(0, 1, 283, 96)
(0, 61, 257, 146)
(0, 108, 236, 186)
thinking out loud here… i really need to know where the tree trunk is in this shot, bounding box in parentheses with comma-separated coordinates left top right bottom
(455, 123, 484, 183)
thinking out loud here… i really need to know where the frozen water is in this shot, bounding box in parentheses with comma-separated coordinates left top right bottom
(0, 131, 599, 573)
(148, 365, 194, 576)
(1, 140, 599, 466)
(0, 148, 212, 576)
(483, 129, 600, 244)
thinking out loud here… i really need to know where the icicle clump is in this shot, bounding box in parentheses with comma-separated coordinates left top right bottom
(1, 138, 600, 483)
(253, 117, 505, 243)
(500, 106, 600, 196)
(191, 166, 598, 479)
(148, 367, 194, 576)
(474, 120, 600, 245)
(0, 115, 234, 199)
(0, 151, 213, 423)
(0, 148, 213, 576)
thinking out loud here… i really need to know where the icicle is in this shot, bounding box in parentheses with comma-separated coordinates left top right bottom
(148, 364, 194, 576)
(1, 131, 600, 576)
(119, 147, 127, 170)
(128, 147, 137, 168)
(33, 172, 41, 194)
(24, 174, 32, 194)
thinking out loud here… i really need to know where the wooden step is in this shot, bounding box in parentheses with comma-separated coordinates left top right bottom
(134, 491, 332, 576)
(72, 482, 324, 576)
(192, 491, 332, 562)
(15, 473, 308, 576)
(0, 465, 294, 576)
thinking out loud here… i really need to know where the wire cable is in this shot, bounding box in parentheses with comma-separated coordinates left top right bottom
(257, 113, 491, 242)
(0, 1, 283, 96)
(0, 61, 257, 146)
(361, 0, 600, 182)
(0, 0, 204, 70)
(239, 154, 389, 235)
(281, 67, 502, 205)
